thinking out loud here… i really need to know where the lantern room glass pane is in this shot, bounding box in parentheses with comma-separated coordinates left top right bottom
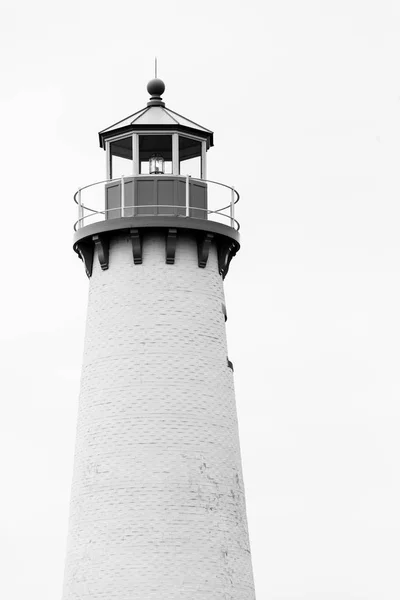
(110, 137, 132, 179)
(139, 135, 172, 175)
(179, 136, 202, 178)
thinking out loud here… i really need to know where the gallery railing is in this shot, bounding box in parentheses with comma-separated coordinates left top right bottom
(73, 175, 240, 231)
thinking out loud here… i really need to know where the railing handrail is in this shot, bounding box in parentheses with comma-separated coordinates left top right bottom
(191, 177, 240, 206)
(74, 179, 113, 204)
(73, 204, 240, 232)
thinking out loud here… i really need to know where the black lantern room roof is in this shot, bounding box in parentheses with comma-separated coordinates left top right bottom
(99, 78, 214, 150)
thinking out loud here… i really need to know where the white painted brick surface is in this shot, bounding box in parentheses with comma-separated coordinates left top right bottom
(62, 232, 255, 600)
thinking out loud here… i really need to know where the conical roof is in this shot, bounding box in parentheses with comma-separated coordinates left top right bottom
(99, 79, 214, 149)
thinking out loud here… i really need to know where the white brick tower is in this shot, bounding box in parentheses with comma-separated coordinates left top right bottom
(63, 79, 256, 600)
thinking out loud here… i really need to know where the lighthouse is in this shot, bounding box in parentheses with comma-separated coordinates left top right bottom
(62, 78, 256, 599)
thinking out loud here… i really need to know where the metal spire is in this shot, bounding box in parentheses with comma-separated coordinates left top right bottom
(155, 57, 158, 79)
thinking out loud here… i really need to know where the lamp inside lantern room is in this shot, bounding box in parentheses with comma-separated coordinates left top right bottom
(149, 153, 165, 174)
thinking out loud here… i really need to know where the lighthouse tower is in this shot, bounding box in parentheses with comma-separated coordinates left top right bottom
(62, 79, 256, 600)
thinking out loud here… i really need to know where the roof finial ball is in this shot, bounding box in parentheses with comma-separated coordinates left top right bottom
(147, 78, 166, 107)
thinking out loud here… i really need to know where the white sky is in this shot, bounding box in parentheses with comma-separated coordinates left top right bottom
(1, 0, 400, 598)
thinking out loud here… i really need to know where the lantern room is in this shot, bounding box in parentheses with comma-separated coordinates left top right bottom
(101, 79, 211, 178)
(98, 79, 213, 219)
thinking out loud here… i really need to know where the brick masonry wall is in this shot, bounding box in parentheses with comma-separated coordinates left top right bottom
(62, 232, 256, 600)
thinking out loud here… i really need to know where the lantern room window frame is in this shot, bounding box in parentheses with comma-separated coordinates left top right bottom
(105, 131, 207, 180)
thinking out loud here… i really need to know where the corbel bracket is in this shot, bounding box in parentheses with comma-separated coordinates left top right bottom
(76, 242, 94, 278)
(218, 241, 238, 279)
(129, 228, 142, 264)
(92, 234, 109, 271)
(197, 232, 214, 268)
(166, 228, 177, 264)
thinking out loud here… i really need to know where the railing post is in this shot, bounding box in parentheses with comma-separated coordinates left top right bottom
(132, 174, 135, 217)
(121, 175, 125, 217)
(230, 186, 235, 228)
(78, 188, 82, 229)
(172, 133, 179, 175)
(105, 142, 111, 180)
(186, 175, 190, 217)
(201, 141, 207, 179)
